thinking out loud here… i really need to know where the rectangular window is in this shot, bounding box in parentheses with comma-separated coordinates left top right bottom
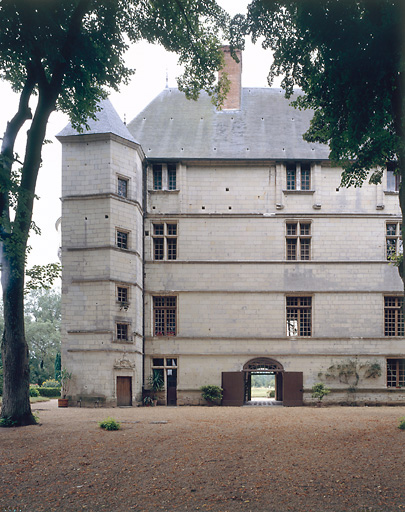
(286, 222, 311, 260)
(153, 164, 162, 190)
(386, 222, 402, 259)
(384, 297, 404, 336)
(152, 223, 177, 260)
(117, 286, 128, 303)
(153, 296, 176, 336)
(286, 297, 312, 336)
(116, 323, 129, 341)
(117, 177, 128, 198)
(286, 163, 311, 190)
(387, 162, 400, 192)
(116, 230, 128, 249)
(286, 163, 296, 190)
(300, 163, 311, 191)
(387, 359, 405, 388)
(168, 164, 177, 190)
(152, 163, 177, 191)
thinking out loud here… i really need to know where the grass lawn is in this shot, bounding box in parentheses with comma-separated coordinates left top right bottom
(0, 396, 50, 405)
(251, 386, 273, 398)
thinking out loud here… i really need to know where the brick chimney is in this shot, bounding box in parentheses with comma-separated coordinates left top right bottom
(219, 46, 242, 110)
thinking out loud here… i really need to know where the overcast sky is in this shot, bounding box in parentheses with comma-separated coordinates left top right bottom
(0, 0, 275, 276)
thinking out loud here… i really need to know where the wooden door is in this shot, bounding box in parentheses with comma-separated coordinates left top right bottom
(117, 376, 132, 406)
(283, 372, 303, 406)
(166, 368, 177, 406)
(221, 371, 245, 406)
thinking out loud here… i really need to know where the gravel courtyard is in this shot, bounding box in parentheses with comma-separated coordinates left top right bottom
(1, 400, 404, 512)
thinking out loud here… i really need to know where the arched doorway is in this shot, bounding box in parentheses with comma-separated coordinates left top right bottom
(243, 357, 284, 403)
(221, 357, 303, 406)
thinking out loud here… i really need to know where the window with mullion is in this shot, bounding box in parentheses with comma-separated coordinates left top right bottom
(286, 222, 311, 260)
(386, 222, 402, 259)
(384, 297, 404, 336)
(286, 297, 312, 336)
(152, 223, 177, 260)
(153, 296, 177, 336)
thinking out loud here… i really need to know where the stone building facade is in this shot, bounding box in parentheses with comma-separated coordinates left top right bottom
(58, 49, 405, 406)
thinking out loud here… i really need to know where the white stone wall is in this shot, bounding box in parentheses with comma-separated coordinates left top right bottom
(144, 161, 404, 405)
(61, 134, 144, 404)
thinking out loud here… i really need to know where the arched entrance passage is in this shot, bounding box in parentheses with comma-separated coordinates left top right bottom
(243, 358, 284, 402)
(221, 358, 303, 406)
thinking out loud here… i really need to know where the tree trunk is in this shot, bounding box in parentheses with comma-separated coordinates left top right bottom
(1, 256, 35, 425)
(1, 92, 57, 425)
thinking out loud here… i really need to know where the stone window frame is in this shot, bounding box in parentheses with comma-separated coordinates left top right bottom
(285, 220, 312, 260)
(116, 285, 130, 309)
(386, 358, 405, 388)
(286, 296, 312, 337)
(116, 228, 130, 250)
(116, 322, 131, 342)
(384, 296, 404, 337)
(117, 175, 129, 198)
(152, 222, 178, 260)
(153, 296, 177, 336)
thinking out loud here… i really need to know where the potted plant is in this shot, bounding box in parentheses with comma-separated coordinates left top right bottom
(311, 382, 330, 406)
(147, 371, 164, 405)
(58, 367, 72, 407)
(143, 396, 154, 407)
(200, 385, 223, 405)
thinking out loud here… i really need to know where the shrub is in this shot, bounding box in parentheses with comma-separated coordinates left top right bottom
(29, 386, 40, 397)
(143, 396, 154, 406)
(311, 383, 331, 402)
(38, 386, 61, 397)
(99, 417, 121, 431)
(41, 379, 60, 388)
(200, 385, 223, 404)
(267, 389, 275, 398)
(398, 417, 405, 430)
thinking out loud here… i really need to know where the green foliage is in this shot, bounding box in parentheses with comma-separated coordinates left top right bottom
(41, 379, 60, 388)
(200, 385, 223, 403)
(311, 383, 330, 402)
(98, 417, 121, 431)
(60, 367, 72, 397)
(320, 359, 382, 389)
(398, 417, 405, 430)
(232, 1, 403, 186)
(37, 387, 61, 397)
(29, 385, 40, 397)
(148, 370, 164, 393)
(54, 352, 61, 381)
(0, 417, 18, 428)
(251, 373, 275, 388)
(0, 0, 231, 427)
(25, 263, 62, 292)
(143, 396, 154, 406)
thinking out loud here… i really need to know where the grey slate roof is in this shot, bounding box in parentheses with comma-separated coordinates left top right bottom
(127, 88, 330, 161)
(57, 99, 137, 144)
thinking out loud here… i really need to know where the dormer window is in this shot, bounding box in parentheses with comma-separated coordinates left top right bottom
(152, 163, 177, 191)
(287, 162, 311, 191)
